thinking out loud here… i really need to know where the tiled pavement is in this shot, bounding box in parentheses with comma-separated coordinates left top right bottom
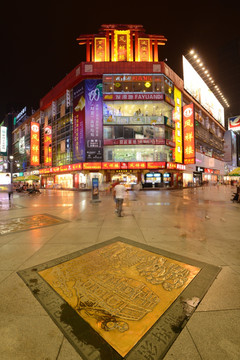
(0, 186, 239, 360)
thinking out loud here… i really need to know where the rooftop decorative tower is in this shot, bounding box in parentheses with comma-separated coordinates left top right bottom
(77, 24, 167, 62)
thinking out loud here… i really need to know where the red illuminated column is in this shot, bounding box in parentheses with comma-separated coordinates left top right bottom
(135, 32, 139, 61)
(154, 41, 158, 62)
(86, 40, 91, 62)
(150, 40, 153, 62)
(130, 32, 134, 61)
(111, 31, 115, 61)
(106, 31, 110, 61)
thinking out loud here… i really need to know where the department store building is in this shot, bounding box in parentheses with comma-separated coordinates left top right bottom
(13, 24, 226, 190)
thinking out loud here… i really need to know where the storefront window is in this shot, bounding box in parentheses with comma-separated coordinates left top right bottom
(103, 74, 171, 96)
(103, 101, 173, 120)
(103, 125, 166, 140)
(104, 145, 172, 162)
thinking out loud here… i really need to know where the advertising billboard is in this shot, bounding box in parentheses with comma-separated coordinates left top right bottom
(183, 103, 195, 165)
(228, 115, 240, 132)
(85, 79, 103, 161)
(44, 126, 52, 166)
(0, 126, 7, 154)
(30, 122, 40, 166)
(73, 79, 103, 162)
(173, 87, 183, 163)
(73, 82, 86, 162)
(183, 56, 224, 126)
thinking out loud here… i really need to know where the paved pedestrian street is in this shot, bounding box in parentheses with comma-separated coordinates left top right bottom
(0, 186, 240, 360)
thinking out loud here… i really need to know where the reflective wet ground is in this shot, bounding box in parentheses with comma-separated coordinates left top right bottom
(0, 186, 240, 360)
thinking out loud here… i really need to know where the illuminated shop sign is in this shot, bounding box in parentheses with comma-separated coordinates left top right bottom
(114, 75, 153, 82)
(103, 93, 164, 101)
(102, 162, 121, 169)
(173, 87, 183, 163)
(44, 126, 52, 166)
(128, 162, 146, 169)
(30, 122, 40, 166)
(167, 162, 177, 169)
(15, 107, 27, 124)
(0, 126, 7, 153)
(183, 103, 195, 165)
(104, 139, 166, 146)
(83, 162, 102, 170)
(39, 162, 187, 174)
(228, 115, 240, 132)
(147, 162, 166, 169)
(183, 56, 224, 126)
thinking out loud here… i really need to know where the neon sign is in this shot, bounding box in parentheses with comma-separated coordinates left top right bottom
(183, 103, 195, 165)
(44, 126, 52, 166)
(30, 122, 40, 166)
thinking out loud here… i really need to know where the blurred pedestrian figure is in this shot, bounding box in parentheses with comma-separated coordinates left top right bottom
(111, 180, 120, 212)
(113, 182, 126, 217)
(132, 182, 140, 200)
(7, 183, 14, 202)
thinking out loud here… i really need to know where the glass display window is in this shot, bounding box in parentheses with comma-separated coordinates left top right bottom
(104, 145, 172, 162)
(103, 125, 167, 140)
(103, 101, 173, 120)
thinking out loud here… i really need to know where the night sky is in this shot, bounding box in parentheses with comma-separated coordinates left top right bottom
(1, 0, 239, 121)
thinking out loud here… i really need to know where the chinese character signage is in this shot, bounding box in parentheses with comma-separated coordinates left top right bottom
(94, 38, 106, 62)
(85, 79, 103, 161)
(30, 122, 40, 166)
(102, 162, 121, 169)
(174, 87, 183, 163)
(138, 38, 150, 61)
(44, 126, 52, 166)
(73, 82, 86, 162)
(183, 103, 195, 165)
(0, 126, 7, 154)
(113, 30, 130, 61)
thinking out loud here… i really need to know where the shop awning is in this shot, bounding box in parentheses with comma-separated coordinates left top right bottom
(25, 175, 40, 181)
(228, 167, 240, 176)
(13, 176, 26, 181)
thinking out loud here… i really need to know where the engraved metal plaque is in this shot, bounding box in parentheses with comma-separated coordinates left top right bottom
(0, 213, 68, 235)
(18, 237, 221, 360)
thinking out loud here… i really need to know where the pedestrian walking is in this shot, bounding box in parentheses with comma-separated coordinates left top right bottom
(113, 182, 126, 217)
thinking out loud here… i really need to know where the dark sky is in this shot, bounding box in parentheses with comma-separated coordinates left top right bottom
(1, 0, 239, 121)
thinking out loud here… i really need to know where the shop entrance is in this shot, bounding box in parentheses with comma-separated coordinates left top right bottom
(111, 173, 138, 190)
(143, 172, 163, 188)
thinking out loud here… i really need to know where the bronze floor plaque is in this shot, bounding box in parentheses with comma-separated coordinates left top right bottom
(0, 213, 68, 235)
(18, 237, 221, 360)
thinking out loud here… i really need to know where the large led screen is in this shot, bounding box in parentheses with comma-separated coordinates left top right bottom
(183, 56, 224, 126)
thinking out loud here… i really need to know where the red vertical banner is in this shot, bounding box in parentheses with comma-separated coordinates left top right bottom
(183, 103, 195, 164)
(138, 38, 150, 61)
(94, 38, 106, 62)
(44, 125, 52, 166)
(30, 122, 40, 166)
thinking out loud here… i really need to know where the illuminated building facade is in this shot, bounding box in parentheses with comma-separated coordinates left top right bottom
(12, 25, 226, 189)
